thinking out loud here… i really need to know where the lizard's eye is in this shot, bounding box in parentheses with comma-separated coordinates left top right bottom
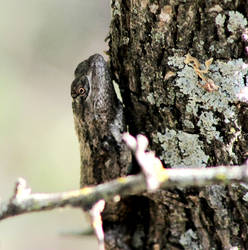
(78, 87, 86, 96)
(71, 76, 89, 100)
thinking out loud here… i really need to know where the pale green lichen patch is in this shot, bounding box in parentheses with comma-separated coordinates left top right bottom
(217, 59, 247, 97)
(197, 111, 222, 143)
(147, 93, 156, 105)
(168, 55, 185, 69)
(156, 55, 248, 167)
(227, 11, 247, 33)
(154, 129, 209, 167)
(176, 66, 199, 95)
(216, 11, 247, 34)
(183, 119, 195, 129)
(167, 55, 248, 144)
(215, 13, 226, 27)
(179, 229, 201, 250)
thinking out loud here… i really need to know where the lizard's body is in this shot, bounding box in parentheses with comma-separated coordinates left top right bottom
(71, 54, 130, 186)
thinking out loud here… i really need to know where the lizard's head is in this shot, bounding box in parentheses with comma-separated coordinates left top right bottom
(71, 54, 117, 127)
(71, 73, 92, 123)
(71, 54, 106, 104)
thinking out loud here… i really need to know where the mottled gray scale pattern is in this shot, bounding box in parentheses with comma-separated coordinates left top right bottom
(71, 54, 131, 186)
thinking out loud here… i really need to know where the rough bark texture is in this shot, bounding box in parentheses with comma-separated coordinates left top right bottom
(105, 0, 248, 249)
(71, 54, 131, 186)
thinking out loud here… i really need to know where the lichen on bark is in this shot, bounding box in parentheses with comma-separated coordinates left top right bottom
(108, 0, 248, 249)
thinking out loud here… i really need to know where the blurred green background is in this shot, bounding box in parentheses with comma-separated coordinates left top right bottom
(0, 1, 110, 249)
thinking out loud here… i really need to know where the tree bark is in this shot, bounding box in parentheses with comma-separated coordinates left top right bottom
(105, 0, 248, 249)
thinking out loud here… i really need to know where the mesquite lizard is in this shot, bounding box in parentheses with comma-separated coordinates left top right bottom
(71, 54, 131, 187)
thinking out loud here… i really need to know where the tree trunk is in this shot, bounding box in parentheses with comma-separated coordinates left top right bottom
(105, 0, 248, 249)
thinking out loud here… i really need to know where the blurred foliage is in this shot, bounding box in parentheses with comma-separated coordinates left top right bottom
(0, 1, 110, 249)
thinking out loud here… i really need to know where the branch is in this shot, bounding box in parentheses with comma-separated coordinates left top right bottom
(123, 133, 248, 191)
(0, 175, 146, 221)
(1, 135, 248, 221)
(1, 134, 248, 250)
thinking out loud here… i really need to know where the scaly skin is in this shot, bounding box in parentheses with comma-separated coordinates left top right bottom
(71, 54, 131, 186)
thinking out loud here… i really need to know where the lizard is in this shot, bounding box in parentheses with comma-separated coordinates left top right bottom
(71, 54, 153, 250)
(71, 53, 131, 187)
